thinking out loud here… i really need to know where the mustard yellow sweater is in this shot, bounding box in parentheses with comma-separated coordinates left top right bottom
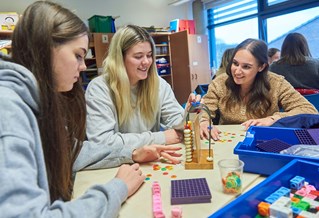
(202, 72, 318, 124)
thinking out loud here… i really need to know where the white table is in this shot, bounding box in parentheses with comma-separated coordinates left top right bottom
(73, 125, 265, 218)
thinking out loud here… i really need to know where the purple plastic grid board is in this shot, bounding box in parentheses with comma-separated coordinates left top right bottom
(294, 130, 317, 145)
(255, 139, 291, 153)
(171, 178, 211, 205)
(307, 129, 319, 144)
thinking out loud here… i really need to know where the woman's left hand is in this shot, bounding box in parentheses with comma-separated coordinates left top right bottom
(132, 145, 182, 164)
(241, 117, 276, 130)
(185, 93, 201, 112)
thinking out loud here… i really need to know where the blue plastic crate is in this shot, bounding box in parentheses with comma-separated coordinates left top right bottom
(234, 126, 319, 175)
(209, 159, 319, 217)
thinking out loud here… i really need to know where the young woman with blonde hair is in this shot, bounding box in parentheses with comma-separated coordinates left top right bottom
(85, 25, 199, 153)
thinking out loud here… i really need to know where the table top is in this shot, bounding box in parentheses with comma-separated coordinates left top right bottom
(73, 125, 264, 218)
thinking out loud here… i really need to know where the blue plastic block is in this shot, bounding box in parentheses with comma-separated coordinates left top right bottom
(291, 206, 301, 214)
(276, 187, 291, 197)
(290, 176, 305, 190)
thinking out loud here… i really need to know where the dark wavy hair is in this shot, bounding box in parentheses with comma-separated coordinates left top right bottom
(225, 38, 271, 118)
(11, 1, 89, 201)
(278, 32, 312, 65)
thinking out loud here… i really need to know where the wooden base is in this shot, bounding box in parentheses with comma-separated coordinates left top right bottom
(185, 149, 214, 170)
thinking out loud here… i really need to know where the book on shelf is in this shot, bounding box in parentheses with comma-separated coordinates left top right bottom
(0, 40, 11, 49)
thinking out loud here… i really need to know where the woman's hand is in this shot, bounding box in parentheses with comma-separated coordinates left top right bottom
(241, 116, 276, 130)
(132, 144, 182, 164)
(200, 120, 221, 140)
(164, 129, 183, 145)
(185, 93, 202, 112)
(115, 163, 145, 197)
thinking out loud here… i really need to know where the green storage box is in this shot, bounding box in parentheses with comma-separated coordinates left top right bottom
(88, 15, 115, 33)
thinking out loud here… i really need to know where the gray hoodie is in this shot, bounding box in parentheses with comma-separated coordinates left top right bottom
(0, 56, 131, 217)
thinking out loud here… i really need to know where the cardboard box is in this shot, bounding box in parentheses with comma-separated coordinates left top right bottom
(209, 159, 319, 217)
(170, 19, 196, 34)
(234, 126, 319, 175)
(0, 12, 19, 31)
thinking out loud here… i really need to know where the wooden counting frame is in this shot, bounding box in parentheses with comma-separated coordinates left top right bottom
(184, 113, 214, 170)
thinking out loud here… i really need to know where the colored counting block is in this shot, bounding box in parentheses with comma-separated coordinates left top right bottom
(295, 188, 308, 197)
(299, 210, 319, 217)
(302, 197, 319, 208)
(152, 181, 165, 218)
(290, 176, 305, 190)
(171, 206, 182, 218)
(265, 194, 280, 204)
(257, 202, 270, 216)
(265, 186, 292, 204)
(291, 197, 301, 204)
(277, 187, 291, 197)
(294, 200, 310, 211)
(305, 194, 318, 200)
(310, 190, 319, 197)
(273, 196, 291, 207)
(291, 206, 302, 215)
(269, 204, 293, 217)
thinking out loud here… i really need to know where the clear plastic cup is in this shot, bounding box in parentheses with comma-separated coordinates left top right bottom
(218, 159, 244, 195)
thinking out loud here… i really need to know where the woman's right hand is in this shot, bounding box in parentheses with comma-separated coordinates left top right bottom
(200, 120, 220, 140)
(132, 144, 182, 164)
(115, 163, 145, 197)
(164, 129, 183, 145)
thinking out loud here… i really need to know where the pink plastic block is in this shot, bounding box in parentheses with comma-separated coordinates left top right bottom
(305, 194, 318, 200)
(295, 188, 307, 197)
(152, 181, 165, 218)
(304, 185, 317, 193)
(171, 206, 182, 218)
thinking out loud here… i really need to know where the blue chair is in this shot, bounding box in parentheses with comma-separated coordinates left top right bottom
(304, 93, 319, 111)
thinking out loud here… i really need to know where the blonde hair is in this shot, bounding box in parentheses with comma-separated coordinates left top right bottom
(102, 25, 159, 127)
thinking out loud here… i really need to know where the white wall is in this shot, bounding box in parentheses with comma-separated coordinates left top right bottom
(1, 0, 193, 29)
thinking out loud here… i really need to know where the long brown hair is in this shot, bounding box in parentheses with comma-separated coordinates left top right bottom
(278, 32, 312, 65)
(11, 1, 88, 201)
(225, 38, 271, 118)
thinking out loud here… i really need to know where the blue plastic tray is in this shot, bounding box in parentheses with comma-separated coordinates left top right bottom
(209, 159, 319, 217)
(234, 126, 319, 175)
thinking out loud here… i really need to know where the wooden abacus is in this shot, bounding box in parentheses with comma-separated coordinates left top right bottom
(184, 102, 213, 170)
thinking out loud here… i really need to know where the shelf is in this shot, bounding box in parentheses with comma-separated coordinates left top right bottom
(159, 74, 171, 78)
(0, 30, 13, 34)
(155, 44, 168, 47)
(156, 54, 169, 57)
(84, 68, 98, 72)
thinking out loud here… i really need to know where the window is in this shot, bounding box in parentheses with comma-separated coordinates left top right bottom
(206, 0, 319, 69)
(214, 18, 258, 69)
(207, 0, 258, 69)
(267, 0, 288, 6)
(267, 7, 319, 57)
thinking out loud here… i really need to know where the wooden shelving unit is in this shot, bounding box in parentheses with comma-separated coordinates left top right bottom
(81, 33, 114, 89)
(151, 33, 173, 88)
